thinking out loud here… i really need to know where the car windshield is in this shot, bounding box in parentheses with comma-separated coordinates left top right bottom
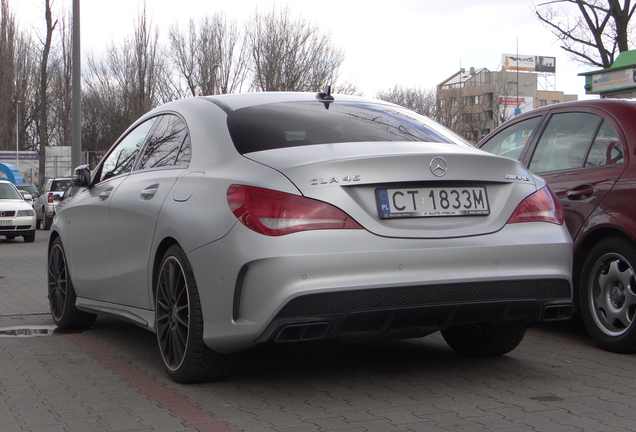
(0, 183, 23, 200)
(227, 101, 461, 154)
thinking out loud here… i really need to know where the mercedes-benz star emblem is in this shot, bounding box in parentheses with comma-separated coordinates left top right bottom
(430, 157, 448, 177)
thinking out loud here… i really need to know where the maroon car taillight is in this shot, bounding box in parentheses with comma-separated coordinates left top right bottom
(47, 192, 54, 203)
(227, 184, 363, 236)
(507, 186, 564, 225)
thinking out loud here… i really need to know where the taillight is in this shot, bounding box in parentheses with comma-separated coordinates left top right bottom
(47, 192, 54, 203)
(227, 184, 363, 236)
(507, 186, 564, 225)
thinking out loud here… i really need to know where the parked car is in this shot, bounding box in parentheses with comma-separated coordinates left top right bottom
(478, 98, 636, 353)
(34, 177, 71, 229)
(48, 92, 573, 383)
(15, 184, 38, 206)
(0, 180, 37, 242)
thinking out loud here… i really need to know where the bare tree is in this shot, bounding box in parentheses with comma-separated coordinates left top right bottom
(246, 5, 344, 92)
(168, 13, 249, 97)
(375, 85, 437, 117)
(37, 0, 57, 189)
(333, 80, 363, 96)
(535, 0, 636, 68)
(0, 0, 16, 151)
(83, 5, 164, 154)
(14, 29, 39, 154)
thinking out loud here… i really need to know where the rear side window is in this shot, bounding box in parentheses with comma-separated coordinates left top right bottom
(227, 101, 458, 154)
(585, 120, 624, 167)
(137, 115, 191, 170)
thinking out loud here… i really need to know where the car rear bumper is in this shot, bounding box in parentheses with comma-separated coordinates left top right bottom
(187, 222, 573, 353)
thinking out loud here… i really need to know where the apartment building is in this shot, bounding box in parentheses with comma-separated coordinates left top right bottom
(437, 67, 576, 143)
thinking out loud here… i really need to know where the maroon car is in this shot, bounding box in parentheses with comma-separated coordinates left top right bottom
(478, 99, 636, 353)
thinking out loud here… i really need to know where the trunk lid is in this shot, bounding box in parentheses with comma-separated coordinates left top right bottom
(245, 142, 540, 239)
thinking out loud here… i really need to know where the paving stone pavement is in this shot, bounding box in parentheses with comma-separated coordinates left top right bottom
(1, 230, 636, 432)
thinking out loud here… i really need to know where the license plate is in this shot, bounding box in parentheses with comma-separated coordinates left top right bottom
(377, 186, 490, 218)
(0, 220, 12, 226)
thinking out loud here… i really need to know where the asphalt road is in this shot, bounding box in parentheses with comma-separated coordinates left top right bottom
(1, 230, 635, 432)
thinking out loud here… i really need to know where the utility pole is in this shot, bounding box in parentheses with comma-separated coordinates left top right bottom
(71, 0, 81, 170)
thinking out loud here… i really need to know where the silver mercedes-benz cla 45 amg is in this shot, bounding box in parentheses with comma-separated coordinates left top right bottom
(48, 91, 573, 382)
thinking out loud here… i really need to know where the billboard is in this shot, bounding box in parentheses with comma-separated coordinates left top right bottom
(502, 54, 556, 73)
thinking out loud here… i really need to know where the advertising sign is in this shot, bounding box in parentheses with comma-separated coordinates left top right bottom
(500, 97, 534, 119)
(589, 67, 636, 93)
(502, 54, 556, 73)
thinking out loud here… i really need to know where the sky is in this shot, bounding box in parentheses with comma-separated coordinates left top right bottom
(11, 0, 598, 100)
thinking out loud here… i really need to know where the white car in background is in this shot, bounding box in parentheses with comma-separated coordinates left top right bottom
(0, 180, 36, 242)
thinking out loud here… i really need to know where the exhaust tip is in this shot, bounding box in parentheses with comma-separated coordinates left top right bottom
(275, 322, 330, 342)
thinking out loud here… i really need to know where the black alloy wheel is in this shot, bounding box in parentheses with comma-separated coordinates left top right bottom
(155, 244, 230, 383)
(47, 237, 97, 329)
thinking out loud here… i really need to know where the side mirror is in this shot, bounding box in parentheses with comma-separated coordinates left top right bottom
(22, 193, 32, 201)
(72, 164, 91, 188)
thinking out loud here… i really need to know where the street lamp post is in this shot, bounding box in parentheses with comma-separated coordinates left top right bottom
(16, 100, 21, 173)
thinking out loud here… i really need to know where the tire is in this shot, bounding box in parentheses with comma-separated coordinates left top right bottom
(579, 236, 636, 353)
(441, 322, 526, 357)
(155, 245, 231, 383)
(48, 237, 97, 329)
(23, 231, 35, 243)
(43, 215, 53, 230)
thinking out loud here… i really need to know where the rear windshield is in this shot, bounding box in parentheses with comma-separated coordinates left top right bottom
(227, 101, 457, 154)
(51, 180, 71, 192)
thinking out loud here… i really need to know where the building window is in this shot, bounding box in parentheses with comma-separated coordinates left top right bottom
(551, 100, 560, 105)
(539, 99, 547, 107)
(451, 98, 457, 107)
(474, 95, 482, 105)
(463, 96, 473, 106)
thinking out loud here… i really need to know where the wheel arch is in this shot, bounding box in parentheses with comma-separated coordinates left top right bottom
(151, 237, 181, 303)
(48, 230, 61, 254)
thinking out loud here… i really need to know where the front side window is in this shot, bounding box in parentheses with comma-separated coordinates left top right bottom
(227, 101, 462, 154)
(99, 118, 157, 182)
(479, 116, 541, 161)
(529, 112, 602, 173)
(137, 115, 190, 170)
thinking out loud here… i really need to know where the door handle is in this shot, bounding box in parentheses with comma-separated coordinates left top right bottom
(98, 188, 113, 201)
(566, 184, 594, 200)
(140, 184, 159, 200)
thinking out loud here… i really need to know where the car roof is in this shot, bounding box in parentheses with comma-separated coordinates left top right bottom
(523, 98, 636, 115)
